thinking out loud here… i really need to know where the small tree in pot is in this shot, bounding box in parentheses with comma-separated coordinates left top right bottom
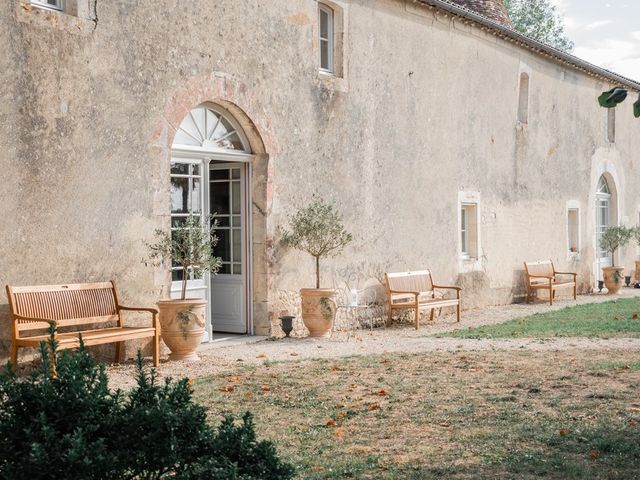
(146, 215, 222, 361)
(280, 200, 352, 337)
(599, 225, 633, 294)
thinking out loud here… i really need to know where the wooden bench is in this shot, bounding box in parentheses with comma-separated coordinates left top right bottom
(523, 260, 577, 305)
(385, 270, 461, 329)
(6, 281, 160, 367)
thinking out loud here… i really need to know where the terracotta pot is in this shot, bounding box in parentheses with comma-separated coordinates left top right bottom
(602, 266, 625, 295)
(635, 260, 640, 283)
(300, 288, 337, 338)
(157, 298, 207, 361)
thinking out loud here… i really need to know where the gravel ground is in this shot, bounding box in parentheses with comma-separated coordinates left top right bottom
(107, 289, 640, 389)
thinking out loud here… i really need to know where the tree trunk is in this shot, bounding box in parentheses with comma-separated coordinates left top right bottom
(315, 256, 320, 289)
(181, 271, 188, 300)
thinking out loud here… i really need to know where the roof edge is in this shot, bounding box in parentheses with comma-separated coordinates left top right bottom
(414, 0, 640, 92)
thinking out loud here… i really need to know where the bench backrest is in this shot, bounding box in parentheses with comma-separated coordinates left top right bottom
(524, 261, 555, 282)
(6, 281, 120, 332)
(385, 271, 434, 294)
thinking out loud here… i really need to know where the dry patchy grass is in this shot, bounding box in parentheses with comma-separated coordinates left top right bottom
(194, 350, 640, 479)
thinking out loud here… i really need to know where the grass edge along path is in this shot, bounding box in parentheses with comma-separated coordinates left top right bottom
(437, 297, 640, 340)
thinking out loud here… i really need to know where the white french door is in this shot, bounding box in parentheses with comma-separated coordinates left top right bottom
(596, 194, 611, 280)
(209, 163, 249, 334)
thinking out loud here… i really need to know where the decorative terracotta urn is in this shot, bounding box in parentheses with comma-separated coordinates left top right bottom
(157, 298, 207, 361)
(635, 260, 640, 283)
(299, 288, 337, 337)
(602, 266, 625, 295)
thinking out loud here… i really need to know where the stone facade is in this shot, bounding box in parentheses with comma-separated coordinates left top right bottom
(0, 0, 639, 359)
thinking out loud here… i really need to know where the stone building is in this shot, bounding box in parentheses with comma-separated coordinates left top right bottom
(1, 0, 639, 358)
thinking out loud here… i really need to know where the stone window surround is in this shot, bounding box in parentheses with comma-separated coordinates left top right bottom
(17, 0, 97, 35)
(566, 200, 581, 259)
(315, 0, 349, 92)
(517, 62, 532, 126)
(458, 191, 482, 273)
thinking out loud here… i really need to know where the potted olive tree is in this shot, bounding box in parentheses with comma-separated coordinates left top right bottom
(280, 200, 352, 337)
(600, 225, 633, 294)
(146, 215, 221, 361)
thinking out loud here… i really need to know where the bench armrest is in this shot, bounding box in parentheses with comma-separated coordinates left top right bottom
(432, 285, 461, 291)
(389, 289, 420, 296)
(118, 306, 159, 329)
(118, 306, 159, 314)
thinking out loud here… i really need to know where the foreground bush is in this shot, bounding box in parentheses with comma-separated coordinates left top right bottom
(0, 329, 294, 479)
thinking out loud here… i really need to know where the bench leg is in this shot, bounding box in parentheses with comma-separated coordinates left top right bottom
(526, 287, 531, 304)
(114, 341, 121, 364)
(386, 307, 393, 327)
(429, 308, 435, 322)
(456, 302, 461, 322)
(549, 287, 553, 306)
(415, 302, 420, 330)
(10, 342, 17, 367)
(152, 333, 160, 367)
(574, 284, 577, 300)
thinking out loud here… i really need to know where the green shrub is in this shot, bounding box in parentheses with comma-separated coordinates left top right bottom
(0, 327, 294, 480)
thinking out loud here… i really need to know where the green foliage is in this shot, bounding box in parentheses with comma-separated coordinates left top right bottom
(146, 214, 222, 300)
(632, 226, 640, 249)
(440, 298, 640, 339)
(600, 225, 633, 266)
(504, 0, 574, 53)
(280, 200, 353, 288)
(0, 327, 294, 480)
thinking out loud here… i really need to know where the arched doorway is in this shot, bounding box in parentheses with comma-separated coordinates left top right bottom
(595, 174, 616, 280)
(170, 104, 253, 339)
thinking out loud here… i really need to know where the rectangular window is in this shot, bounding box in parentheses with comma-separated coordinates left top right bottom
(461, 203, 478, 259)
(567, 208, 579, 253)
(31, 0, 64, 11)
(319, 4, 334, 73)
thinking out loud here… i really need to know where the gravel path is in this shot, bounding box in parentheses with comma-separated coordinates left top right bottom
(107, 289, 640, 389)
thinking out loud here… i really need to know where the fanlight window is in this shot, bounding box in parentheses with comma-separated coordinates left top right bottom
(173, 106, 248, 152)
(597, 176, 611, 195)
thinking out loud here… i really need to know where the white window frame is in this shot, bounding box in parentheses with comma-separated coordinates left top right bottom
(566, 202, 580, 256)
(319, 3, 334, 74)
(31, 0, 64, 12)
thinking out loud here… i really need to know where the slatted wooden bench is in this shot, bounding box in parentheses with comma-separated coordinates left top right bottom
(6, 281, 160, 367)
(385, 270, 461, 329)
(523, 260, 577, 305)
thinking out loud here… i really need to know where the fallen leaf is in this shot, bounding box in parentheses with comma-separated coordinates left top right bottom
(244, 392, 253, 399)
(261, 384, 271, 392)
(439, 422, 451, 428)
(368, 403, 381, 411)
(326, 419, 337, 427)
(256, 353, 267, 359)
(376, 389, 389, 396)
(559, 429, 570, 436)
(337, 412, 346, 420)
(633, 313, 638, 319)
(290, 352, 299, 356)
(334, 428, 346, 438)
(311, 466, 323, 472)
(269, 373, 277, 378)
(220, 386, 234, 393)
(228, 376, 241, 383)
(590, 450, 599, 461)
(629, 419, 639, 426)
(381, 359, 390, 365)
(350, 384, 358, 389)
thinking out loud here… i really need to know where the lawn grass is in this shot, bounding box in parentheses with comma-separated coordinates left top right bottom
(194, 350, 640, 479)
(439, 298, 640, 339)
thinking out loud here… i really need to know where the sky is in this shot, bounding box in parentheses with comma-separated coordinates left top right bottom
(550, 0, 640, 82)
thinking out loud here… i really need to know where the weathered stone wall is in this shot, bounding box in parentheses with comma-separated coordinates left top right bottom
(0, 0, 639, 358)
